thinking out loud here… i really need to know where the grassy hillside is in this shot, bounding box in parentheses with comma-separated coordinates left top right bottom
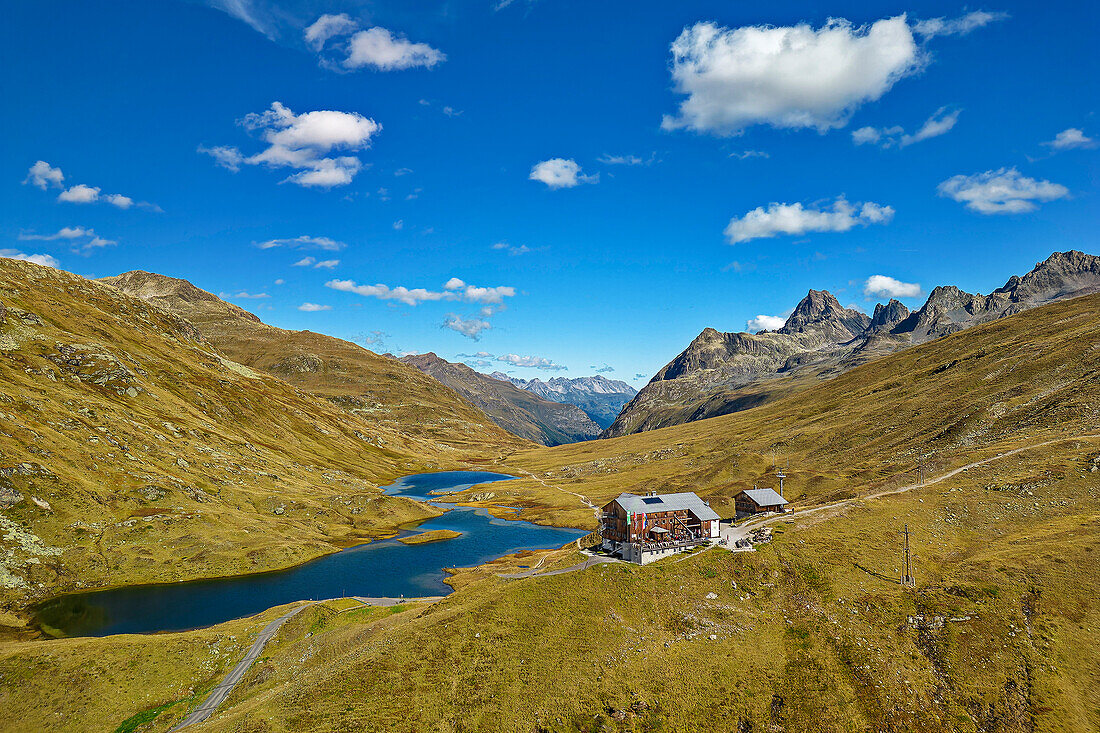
(2, 437, 1093, 732)
(100, 271, 528, 452)
(0, 260, 504, 619)
(465, 292, 1100, 528)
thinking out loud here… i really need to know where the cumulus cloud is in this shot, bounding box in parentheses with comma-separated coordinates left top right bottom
(591, 364, 615, 373)
(443, 314, 491, 340)
(325, 278, 516, 306)
(496, 354, 567, 371)
(205, 102, 380, 188)
(313, 259, 340, 269)
(937, 168, 1069, 214)
(746, 314, 786, 332)
(25, 160, 154, 209)
(724, 197, 894, 244)
(298, 302, 332, 311)
(304, 13, 358, 51)
(863, 275, 922, 298)
(1043, 128, 1097, 151)
(913, 10, 1008, 39)
(57, 184, 102, 203)
(257, 235, 345, 251)
(293, 257, 316, 267)
(0, 249, 60, 268)
(729, 150, 769, 160)
(24, 161, 64, 189)
(852, 106, 960, 148)
(529, 158, 598, 188)
(662, 16, 922, 135)
(345, 27, 445, 70)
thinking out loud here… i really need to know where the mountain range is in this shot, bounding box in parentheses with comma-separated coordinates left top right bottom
(606, 250, 1100, 437)
(399, 354, 602, 446)
(488, 373, 637, 429)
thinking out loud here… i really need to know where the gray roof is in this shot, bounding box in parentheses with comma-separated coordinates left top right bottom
(614, 492, 720, 521)
(740, 488, 788, 506)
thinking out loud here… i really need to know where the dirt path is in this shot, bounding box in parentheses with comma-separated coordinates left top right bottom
(511, 467, 600, 520)
(169, 603, 312, 731)
(499, 555, 619, 579)
(729, 433, 1100, 539)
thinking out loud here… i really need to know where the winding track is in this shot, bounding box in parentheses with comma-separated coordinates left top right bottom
(169, 596, 444, 730)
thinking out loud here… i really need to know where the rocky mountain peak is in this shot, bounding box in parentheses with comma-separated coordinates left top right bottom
(779, 289, 870, 341)
(102, 270, 262, 324)
(1007, 250, 1100, 302)
(869, 299, 911, 332)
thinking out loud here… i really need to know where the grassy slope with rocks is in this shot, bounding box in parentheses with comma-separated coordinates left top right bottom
(100, 270, 528, 452)
(0, 259, 512, 624)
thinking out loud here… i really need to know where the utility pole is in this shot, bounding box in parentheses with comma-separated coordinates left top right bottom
(900, 524, 915, 587)
(775, 467, 786, 498)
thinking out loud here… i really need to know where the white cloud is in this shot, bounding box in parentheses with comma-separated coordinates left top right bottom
(0, 249, 60, 268)
(326, 278, 516, 306)
(863, 275, 922, 298)
(913, 11, 1008, 39)
(313, 259, 340, 269)
(17, 226, 116, 252)
(105, 193, 134, 209)
(293, 257, 316, 267)
(393, 219, 404, 230)
(298, 302, 332, 311)
(26, 160, 154, 210)
(443, 314, 491, 340)
(257, 235, 345, 251)
(205, 0, 277, 39)
(598, 154, 644, 166)
(492, 242, 532, 256)
(1043, 128, 1097, 151)
(496, 354, 567, 371)
(208, 102, 380, 188)
(24, 161, 64, 189)
(197, 144, 245, 172)
(58, 184, 101, 203)
(18, 226, 94, 241)
(724, 197, 894, 244)
(746, 314, 786, 332)
(937, 168, 1069, 214)
(304, 13, 358, 51)
(274, 278, 285, 285)
(662, 16, 922, 135)
(344, 27, 445, 70)
(223, 291, 270, 299)
(729, 150, 769, 160)
(852, 107, 960, 148)
(529, 158, 598, 189)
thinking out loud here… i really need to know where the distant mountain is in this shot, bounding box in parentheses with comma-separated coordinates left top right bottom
(606, 250, 1100, 437)
(489, 373, 637, 429)
(399, 354, 601, 446)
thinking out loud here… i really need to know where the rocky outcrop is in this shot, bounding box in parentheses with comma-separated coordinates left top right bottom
(608, 251, 1100, 437)
(401, 353, 601, 446)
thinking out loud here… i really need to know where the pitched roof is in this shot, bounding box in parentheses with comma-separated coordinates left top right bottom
(613, 492, 720, 521)
(739, 488, 788, 506)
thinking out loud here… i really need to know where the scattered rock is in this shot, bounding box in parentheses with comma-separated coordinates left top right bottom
(0, 485, 24, 508)
(705, 592, 718, 600)
(31, 497, 51, 511)
(273, 504, 285, 515)
(176, 457, 190, 468)
(139, 485, 167, 502)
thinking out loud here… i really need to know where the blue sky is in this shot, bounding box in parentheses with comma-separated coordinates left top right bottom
(3, 0, 1097, 384)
